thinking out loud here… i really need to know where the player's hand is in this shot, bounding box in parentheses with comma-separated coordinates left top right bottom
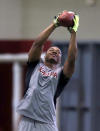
(53, 12, 61, 27)
(68, 14, 79, 33)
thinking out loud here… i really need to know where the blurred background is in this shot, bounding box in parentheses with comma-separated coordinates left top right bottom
(0, 0, 100, 131)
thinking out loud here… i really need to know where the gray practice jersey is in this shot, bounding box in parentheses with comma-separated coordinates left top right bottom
(17, 60, 70, 124)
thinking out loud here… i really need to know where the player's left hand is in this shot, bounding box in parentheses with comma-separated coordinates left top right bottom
(68, 14, 79, 33)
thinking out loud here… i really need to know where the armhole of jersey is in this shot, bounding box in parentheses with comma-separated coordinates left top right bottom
(54, 69, 70, 108)
(24, 60, 40, 95)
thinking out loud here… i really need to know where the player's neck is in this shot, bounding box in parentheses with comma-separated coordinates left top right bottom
(44, 61, 57, 69)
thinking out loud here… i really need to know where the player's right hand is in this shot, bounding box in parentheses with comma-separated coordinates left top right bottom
(53, 13, 61, 27)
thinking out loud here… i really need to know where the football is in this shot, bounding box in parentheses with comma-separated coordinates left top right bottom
(58, 11, 75, 27)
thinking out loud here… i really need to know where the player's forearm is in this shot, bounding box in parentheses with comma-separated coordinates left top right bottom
(28, 23, 56, 61)
(33, 23, 56, 47)
(67, 31, 77, 64)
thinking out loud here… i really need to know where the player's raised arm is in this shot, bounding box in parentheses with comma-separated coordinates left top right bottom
(63, 15, 79, 78)
(28, 23, 56, 62)
(28, 11, 71, 62)
(63, 31, 77, 78)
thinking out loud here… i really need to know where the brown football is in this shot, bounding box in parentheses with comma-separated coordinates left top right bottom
(58, 11, 75, 27)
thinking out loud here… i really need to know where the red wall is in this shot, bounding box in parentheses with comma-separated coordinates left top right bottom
(0, 40, 52, 131)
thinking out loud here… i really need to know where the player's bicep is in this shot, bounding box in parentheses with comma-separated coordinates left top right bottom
(28, 42, 43, 62)
(63, 59, 75, 78)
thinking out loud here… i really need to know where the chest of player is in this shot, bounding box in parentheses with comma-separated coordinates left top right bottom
(28, 64, 59, 96)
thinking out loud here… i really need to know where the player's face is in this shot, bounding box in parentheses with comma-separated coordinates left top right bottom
(45, 47, 61, 64)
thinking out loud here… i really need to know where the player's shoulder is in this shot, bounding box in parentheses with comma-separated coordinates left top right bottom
(54, 65, 63, 73)
(27, 58, 44, 68)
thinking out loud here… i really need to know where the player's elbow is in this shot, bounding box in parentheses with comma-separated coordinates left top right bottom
(63, 67, 75, 78)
